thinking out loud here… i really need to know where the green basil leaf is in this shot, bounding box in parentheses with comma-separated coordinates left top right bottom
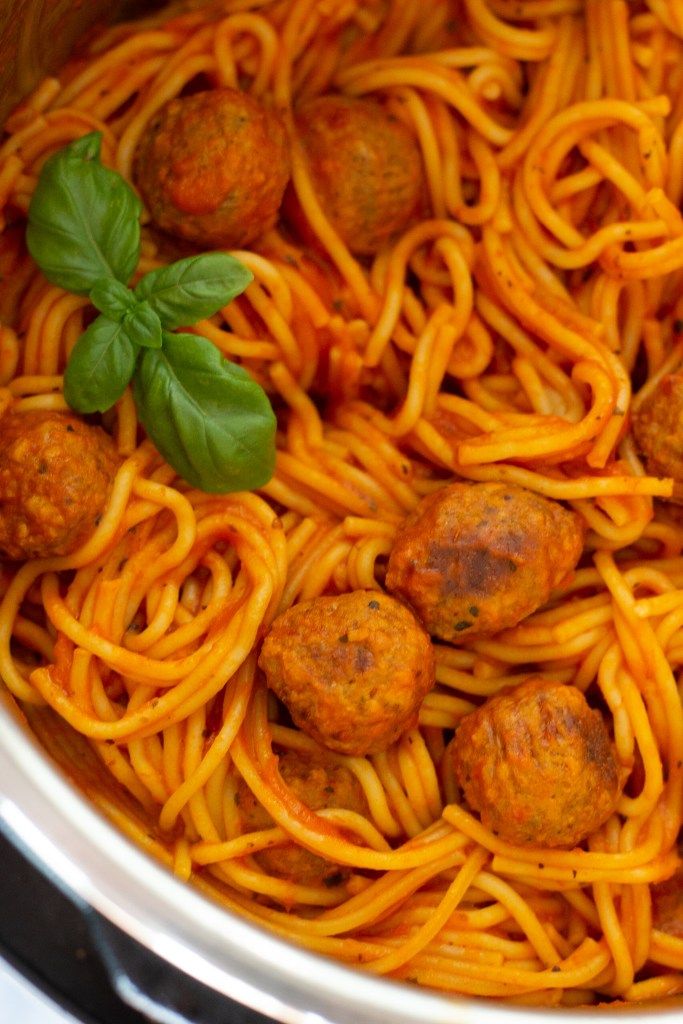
(27, 131, 142, 294)
(64, 314, 137, 413)
(124, 300, 163, 350)
(89, 281, 162, 348)
(90, 277, 137, 321)
(134, 253, 253, 329)
(67, 134, 102, 160)
(133, 331, 276, 493)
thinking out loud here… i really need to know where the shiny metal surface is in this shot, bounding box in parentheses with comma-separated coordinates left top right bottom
(0, 2, 679, 1022)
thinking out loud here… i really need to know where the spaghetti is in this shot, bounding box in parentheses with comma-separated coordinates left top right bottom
(0, 0, 681, 1007)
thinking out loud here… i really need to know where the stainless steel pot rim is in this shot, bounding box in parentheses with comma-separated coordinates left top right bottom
(0, 697, 677, 1024)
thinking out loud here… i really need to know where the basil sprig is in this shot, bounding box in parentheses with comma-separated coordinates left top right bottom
(135, 333, 276, 493)
(27, 132, 276, 494)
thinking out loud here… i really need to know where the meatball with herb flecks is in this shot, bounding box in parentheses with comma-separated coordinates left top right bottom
(288, 95, 423, 255)
(385, 482, 584, 642)
(0, 409, 119, 560)
(632, 374, 683, 490)
(450, 677, 625, 848)
(135, 88, 290, 249)
(236, 747, 368, 889)
(258, 590, 435, 756)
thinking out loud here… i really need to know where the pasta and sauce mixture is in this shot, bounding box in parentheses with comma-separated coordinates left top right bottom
(0, 0, 682, 1007)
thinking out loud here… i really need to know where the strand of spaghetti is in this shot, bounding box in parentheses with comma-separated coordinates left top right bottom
(285, 140, 376, 318)
(56, 31, 181, 108)
(489, 853, 679, 886)
(325, 429, 417, 512)
(339, 64, 514, 147)
(364, 222, 474, 367)
(500, 15, 580, 169)
(32, 565, 273, 739)
(624, 974, 683, 1002)
(613, 667, 664, 819)
(522, 101, 668, 244)
(374, 306, 459, 436)
(213, 13, 279, 94)
(464, 0, 558, 61)
(158, 656, 256, 831)
(364, 847, 489, 974)
(232, 725, 471, 871)
(593, 878, 635, 993)
(41, 573, 228, 684)
(268, 723, 402, 838)
(396, 736, 436, 831)
(596, 550, 682, 767)
(372, 749, 427, 836)
(442, 802, 665, 869)
(206, 851, 469, 940)
(609, 235, 683, 277)
(437, 452, 674, 499)
(649, 932, 683, 970)
(457, 360, 615, 465)
(402, 938, 610, 995)
(206, 854, 352, 908)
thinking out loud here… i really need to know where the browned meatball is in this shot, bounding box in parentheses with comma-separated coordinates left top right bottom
(236, 748, 367, 888)
(632, 374, 683, 486)
(385, 482, 584, 642)
(289, 95, 423, 255)
(135, 88, 290, 249)
(0, 409, 119, 560)
(258, 590, 435, 756)
(450, 677, 624, 848)
(652, 864, 683, 938)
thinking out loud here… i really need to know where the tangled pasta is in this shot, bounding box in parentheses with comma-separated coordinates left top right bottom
(0, 0, 682, 1007)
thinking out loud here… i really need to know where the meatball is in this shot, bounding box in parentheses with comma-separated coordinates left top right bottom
(236, 748, 367, 888)
(385, 482, 584, 642)
(652, 864, 683, 938)
(289, 95, 423, 255)
(0, 409, 119, 560)
(258, 590, 435, 756)
(450, 677, 624, 848)
(135, 88, 290, 249)
(632, 374, 683, 486)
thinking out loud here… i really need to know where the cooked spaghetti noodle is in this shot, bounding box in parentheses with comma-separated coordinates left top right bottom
(0, 0, 682, 1007)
